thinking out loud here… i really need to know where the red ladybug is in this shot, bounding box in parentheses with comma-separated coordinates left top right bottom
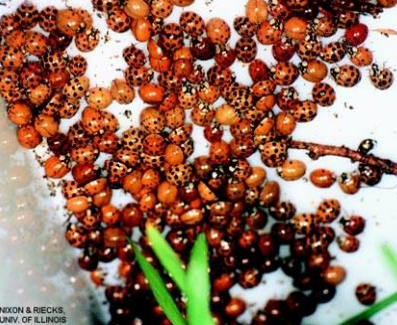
(345, 23, 368, 47)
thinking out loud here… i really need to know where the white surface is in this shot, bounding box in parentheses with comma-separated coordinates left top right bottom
(2, 0, 397, 324)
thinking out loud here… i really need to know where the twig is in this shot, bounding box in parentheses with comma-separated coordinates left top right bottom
(289, 140, 397, 175)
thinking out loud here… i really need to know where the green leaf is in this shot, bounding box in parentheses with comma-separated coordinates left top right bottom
(147, 226, 187, 293)
(132, 243, 188, 325)
(337, 291, 397, 325)
(382, 243, 397, 278)
(186, 234, 215, 325)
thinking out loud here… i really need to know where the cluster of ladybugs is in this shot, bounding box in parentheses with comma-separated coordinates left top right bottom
(0, 0, 395, 324)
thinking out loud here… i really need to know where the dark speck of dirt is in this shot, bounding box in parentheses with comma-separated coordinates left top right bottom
(124, 110, 132, 119)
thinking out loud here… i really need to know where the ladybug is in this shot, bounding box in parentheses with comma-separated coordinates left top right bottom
(316, 199, 341, 224)
(178, 83, 198, 109)
(197, 82, 220, 104)
(114, 148, 140, 167)
(70, 144, 99, 164)
(7, 101, 33, 126)
(62, 180, 85, 199)
(65, 223, 87, 248)
(338, 235, 360, 253)
(271, 62, 299, 86)
(191, 103, 215, 126)
(84, 178, 107, 196)
(270, 201, 296, 221)
(290, 100, 318, 122)
(24, 31, 48, 57)
(0, 45, 24, 71)
(349, 46, 373, 67)
(75, 28, 100, 52)
(214, 44, 236, 68)
(39, 6, 58, 33)
(313, 16, 337, 38)
(92, 0, 119, 12)
(80, 210, 101, 230)
(15, 2, 39, 29)
(297, 35, 322, 61)
(4, 29, 26, 49)
(204, 122, 224, 143)
(257, 19, 282, 45)
(18, 61, 44, 89)
(102, 111, 119, 133)
(179, 11, 205, 38)
(230, 137, 255, 158)
(124, 66, 153, 87)
(207, 65, 235, 87)
(206, 17, 231, 45)
(337, 12, 359, 29)
(140, 107, 166, 134)
(369, 64, 393, 90)
(104, 160, 128, 184)
(121, 127, 144, 153)
(68, 55, 88, 76)
(345, 23, 368, 47)
(292, 213, 315, 235)
(107, 9, 131, 33)
(169, 124, 193, 145)
(338, 172, 361, 195)
(358, 164, 382, 186)
(17, 124, 42, 149)
(190, 37, 216, 61)
(312, 82, 336, 107)
(355, 283, 376, 306)
(58, 100, 79, 119)
(331, 64, 361, 88)
(151, 0, 173, 19)
(320, 41, 347, 64)
(358, 138, 376, 154)
(123, 45, 146, 68)
(28, 83, 51, 106)
(340, 215, 366, 236)
(143, 134, 166, 156)
(166, 163, 193, 186)
(268, 0, 291, 21)
(93, 132, 120, 154)
(249, 59, 270, 82)
(149, 56, 171, 74)
(235, 37, 257, 63)
(86, 87, 113, 109)
(234, 16, 257, 38)
(158, 70, 182, 92)
(299, 59, 328, 83)
(173, 58, 193, 78)
(260, 141, 288, 167)
(272, 39, 296, 62)
(230, 119, 251, 139)
(42, 50, 68, 72)
(62, 76, 90, 100)
(159, 23, 184, 52)
(47, 30, 73, 52)
(68, 122, 91, 147)
(306, 230, 331, 254)
(0, 14, 20, 36)
(276, 87, 299, 111)
(45, 155, 70, 179)
(149, 16, 164, 37)
(47, 132, 70, 156)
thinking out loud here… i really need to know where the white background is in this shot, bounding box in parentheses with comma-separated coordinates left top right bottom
(2, 0, 397, 324)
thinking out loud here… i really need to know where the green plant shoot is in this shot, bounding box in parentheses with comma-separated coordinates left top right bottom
(147, 226, 187, 293)
(130, 239, 187, 325)
(337, 243, 397, 325)
(186, 233, 215, 325)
